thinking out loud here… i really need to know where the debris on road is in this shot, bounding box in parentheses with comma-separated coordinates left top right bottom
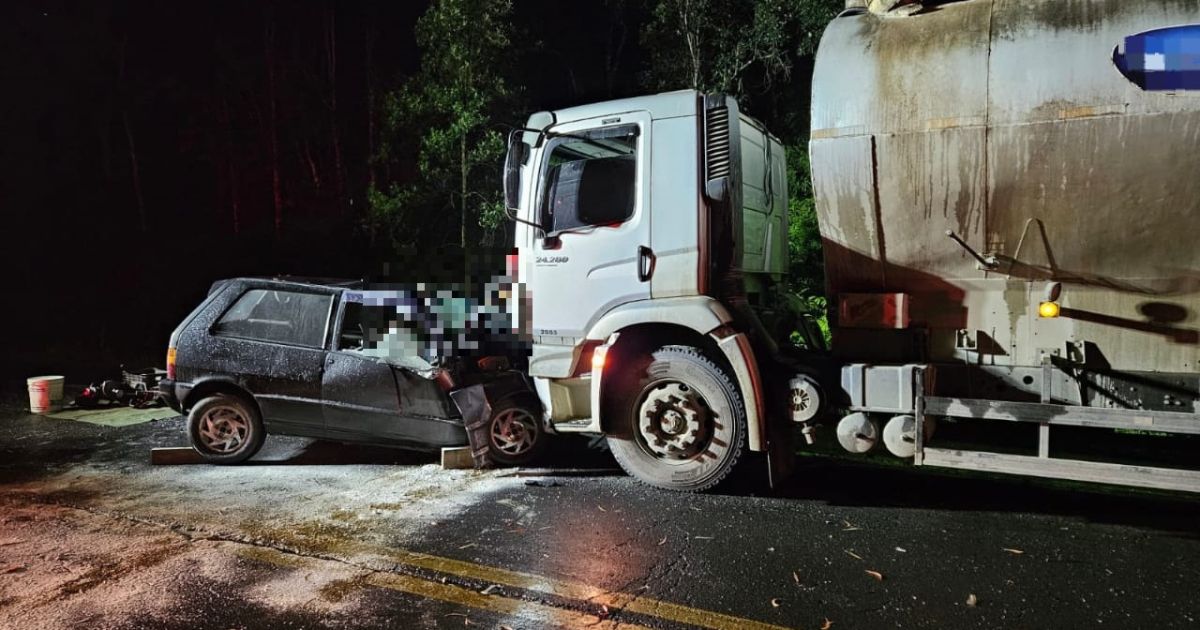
(479, 584, 498, 595)
(821, 619, 834, 630)
(895, 547, 907, 553)
(865, 570, 884, 581)
(1002, 548, 1025, 555)
(511, 468, 622, 478)
(845, 550, 863, 560)
(770, 597, 782, 607)
(967, 593, 979, 607)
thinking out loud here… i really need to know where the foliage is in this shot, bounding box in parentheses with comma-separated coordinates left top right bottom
(641, 0, 793, 96)
(368, 0, 518, 251)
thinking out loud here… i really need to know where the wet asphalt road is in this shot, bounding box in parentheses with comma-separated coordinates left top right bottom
(1, 401, 1199, 629)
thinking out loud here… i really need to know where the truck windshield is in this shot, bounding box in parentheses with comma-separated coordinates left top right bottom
(540, 124, 638, 233)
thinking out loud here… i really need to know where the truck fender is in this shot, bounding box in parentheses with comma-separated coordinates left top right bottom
(584, 296, 736, 437)
(585, 296, 734, 342)
(711, 330, 767, 453)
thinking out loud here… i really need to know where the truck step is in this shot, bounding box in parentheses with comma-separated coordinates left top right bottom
(551, 418, 596, 433)
(921, 447, 1200, 494)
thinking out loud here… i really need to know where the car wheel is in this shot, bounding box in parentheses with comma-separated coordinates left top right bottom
(188, 394, 266, 464)
(606, 345, 747, 492)
(486, 398, 546, 466)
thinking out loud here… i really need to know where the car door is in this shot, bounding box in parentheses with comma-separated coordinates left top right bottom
(321, 296, 456, 444)
(523, 113, 652, 347)
(208, 285, 335, 431)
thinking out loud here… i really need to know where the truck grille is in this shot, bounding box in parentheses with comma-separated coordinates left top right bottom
(705, 105, 731, 181)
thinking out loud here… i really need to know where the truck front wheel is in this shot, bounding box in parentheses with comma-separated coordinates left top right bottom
(606, 345, 747, 492)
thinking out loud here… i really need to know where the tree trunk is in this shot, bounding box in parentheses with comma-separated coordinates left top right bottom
(326, 8, 345, 215)
(122, 111, 147, 233)
(460, 132, 467, 250)
(265, 8, 283, 238)
(365, 12, 376, 191)
(221, 97, 240, 235)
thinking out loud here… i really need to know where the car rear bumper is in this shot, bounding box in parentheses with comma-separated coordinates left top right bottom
(158, 379, 185, 413)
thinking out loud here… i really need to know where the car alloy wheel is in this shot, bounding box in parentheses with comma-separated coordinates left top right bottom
(197, 405, 251, 454)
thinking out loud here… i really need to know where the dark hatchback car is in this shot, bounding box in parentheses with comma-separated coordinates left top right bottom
(159, 277, 544, 465)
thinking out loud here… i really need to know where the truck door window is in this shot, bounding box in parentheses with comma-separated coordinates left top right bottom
(541, 124, 638, 234)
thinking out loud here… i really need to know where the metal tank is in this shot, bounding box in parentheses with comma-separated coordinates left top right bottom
(810, 0, 1200, 410)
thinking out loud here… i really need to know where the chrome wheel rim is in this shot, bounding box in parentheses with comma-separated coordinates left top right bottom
(198, 405, 250, 454)
(490, 408, 538, 456)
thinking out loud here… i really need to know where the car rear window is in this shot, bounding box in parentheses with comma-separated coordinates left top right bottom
(213, 289, 334, 348)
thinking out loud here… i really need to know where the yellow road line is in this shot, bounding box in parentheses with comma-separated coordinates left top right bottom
(238, 545, 648, 630)
(234, 534, 789, 630)
(374, 547, 789, 630)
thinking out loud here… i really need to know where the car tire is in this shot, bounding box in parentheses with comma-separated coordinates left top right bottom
(486, 397, 546, 467)
(187, 394, 266, 464)
(606, 345, 747, 492)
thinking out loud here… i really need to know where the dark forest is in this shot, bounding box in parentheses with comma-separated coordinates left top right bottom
(5, 0, 842, 382)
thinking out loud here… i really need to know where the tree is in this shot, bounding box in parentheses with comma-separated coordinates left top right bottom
(642, 0, 799, 98)
(368, 0, 518, 253)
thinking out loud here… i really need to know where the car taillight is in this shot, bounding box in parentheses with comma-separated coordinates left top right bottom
(166, 347, 177, 379)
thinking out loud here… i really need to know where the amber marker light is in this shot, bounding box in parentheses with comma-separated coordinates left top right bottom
(1038, 301, 1061, 318)
(592, 345, 608, 372)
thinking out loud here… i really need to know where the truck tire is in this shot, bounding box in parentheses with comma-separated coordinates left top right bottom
(606, 345, 747, 492)
(187, 394, 266, 464)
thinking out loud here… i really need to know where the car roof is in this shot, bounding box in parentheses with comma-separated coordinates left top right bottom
(224, 276, 364, 290)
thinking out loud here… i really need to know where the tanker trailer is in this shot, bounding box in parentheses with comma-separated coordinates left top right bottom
(811, 0, 1200, 491)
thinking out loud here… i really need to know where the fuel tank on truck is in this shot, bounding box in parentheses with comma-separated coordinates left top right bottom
(810, 0, 1200, 377)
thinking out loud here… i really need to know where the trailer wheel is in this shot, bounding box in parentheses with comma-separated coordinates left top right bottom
(607, 345, 746, 492)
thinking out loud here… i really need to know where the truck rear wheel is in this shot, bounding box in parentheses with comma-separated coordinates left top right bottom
(606, 345, 747, 492)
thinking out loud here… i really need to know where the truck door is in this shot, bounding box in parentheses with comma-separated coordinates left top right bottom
(524, 113, 652, 349)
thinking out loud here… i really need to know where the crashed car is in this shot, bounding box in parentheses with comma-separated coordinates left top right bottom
(159, 277, 544, 465)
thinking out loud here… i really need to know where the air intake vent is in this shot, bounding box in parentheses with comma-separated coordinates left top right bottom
(705, 105, 731, 181)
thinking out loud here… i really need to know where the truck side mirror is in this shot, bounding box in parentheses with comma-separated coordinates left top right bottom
(503, 135, 529, 212)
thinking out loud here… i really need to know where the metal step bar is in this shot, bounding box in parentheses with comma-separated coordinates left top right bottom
(921, 448, 1200, 493)
(912, 365, 1200, 493)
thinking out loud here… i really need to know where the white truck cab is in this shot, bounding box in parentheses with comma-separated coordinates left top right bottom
(503, 90, 812, 491)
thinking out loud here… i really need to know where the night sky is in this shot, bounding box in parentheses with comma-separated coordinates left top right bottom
(3, 1, 662, 383)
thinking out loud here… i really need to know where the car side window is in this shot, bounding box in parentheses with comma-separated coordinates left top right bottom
(337, 301, 365, 350)
(213, 289, 333, 348)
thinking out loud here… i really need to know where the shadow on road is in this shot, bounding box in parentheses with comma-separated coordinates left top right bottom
(770, 456, 1200, 537)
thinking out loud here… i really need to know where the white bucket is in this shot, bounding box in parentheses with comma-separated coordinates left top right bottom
(27, 375, 65, 413)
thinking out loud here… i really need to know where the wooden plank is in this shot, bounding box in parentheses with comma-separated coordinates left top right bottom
(924, 397, 1200, 435)
(922, 447, 1200, 493)
(150, 447, 205, 465)
(440, 446, 476, 470)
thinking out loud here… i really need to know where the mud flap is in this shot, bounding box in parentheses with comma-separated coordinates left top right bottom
(449, 385, 493, 469)
(766, 417, 796, 489)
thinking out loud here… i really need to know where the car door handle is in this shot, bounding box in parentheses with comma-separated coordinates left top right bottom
(638, 246, 656, 282)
